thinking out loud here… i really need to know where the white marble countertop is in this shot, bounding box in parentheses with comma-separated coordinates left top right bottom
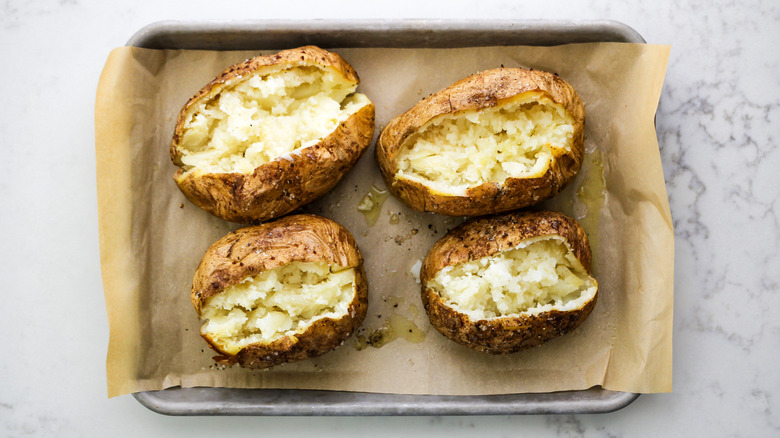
(1, 1, 778, 436)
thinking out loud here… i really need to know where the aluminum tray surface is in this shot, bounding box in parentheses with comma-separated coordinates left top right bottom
(128, 19, 644, 416)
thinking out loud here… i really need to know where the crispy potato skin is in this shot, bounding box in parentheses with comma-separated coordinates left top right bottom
(420, 210, 597, 354)
(171, 46, 375, 224)
(376, 68, 585, 216)
(192, 214, 368, 368)
(173, 103, 374, 224)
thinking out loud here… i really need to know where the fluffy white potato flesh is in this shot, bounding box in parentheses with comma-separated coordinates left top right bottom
(177, 66, 371, 174)
(200, 261, 356, 355)
(395, 91, 575, 195)
(427, 236, 596, 320)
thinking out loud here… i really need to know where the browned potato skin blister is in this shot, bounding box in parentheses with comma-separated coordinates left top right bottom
(376, 68, 585, 216)
(420, 211, 597, 354)
(191, 214, 369, 368)
(171, 46, 375, 224)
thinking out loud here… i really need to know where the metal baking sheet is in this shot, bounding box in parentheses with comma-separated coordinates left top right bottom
(127, 19, 644, 416)
(134, 386, 637, 416)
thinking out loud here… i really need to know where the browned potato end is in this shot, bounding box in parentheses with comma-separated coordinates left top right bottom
(421, 211, 597, 354)
(191, 214, 368, 368)
(377, 68, 585, 216)
(171, 46, 375, 224)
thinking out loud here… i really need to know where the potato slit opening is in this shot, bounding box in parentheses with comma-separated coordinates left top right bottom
(178, 66, 371, 174)
(200, 261, 356, 355)
(428, 236, 596, 320)
(395, 91, 575, 195)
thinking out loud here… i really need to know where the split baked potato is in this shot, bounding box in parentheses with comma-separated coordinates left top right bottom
(191, 214, 368, 368)
(171, 46, 375, 224)
(420, 210, 597, 354)
(376, 68, 585, 216)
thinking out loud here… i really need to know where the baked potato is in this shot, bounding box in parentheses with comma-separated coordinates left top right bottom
(191, 214, 368, 368)
(376, 68, 585, 216)
(420, 210, 597, 354)
(171, 46, 375, 223)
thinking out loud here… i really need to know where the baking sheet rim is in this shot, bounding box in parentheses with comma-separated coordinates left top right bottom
(122, 18, 646, 416)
